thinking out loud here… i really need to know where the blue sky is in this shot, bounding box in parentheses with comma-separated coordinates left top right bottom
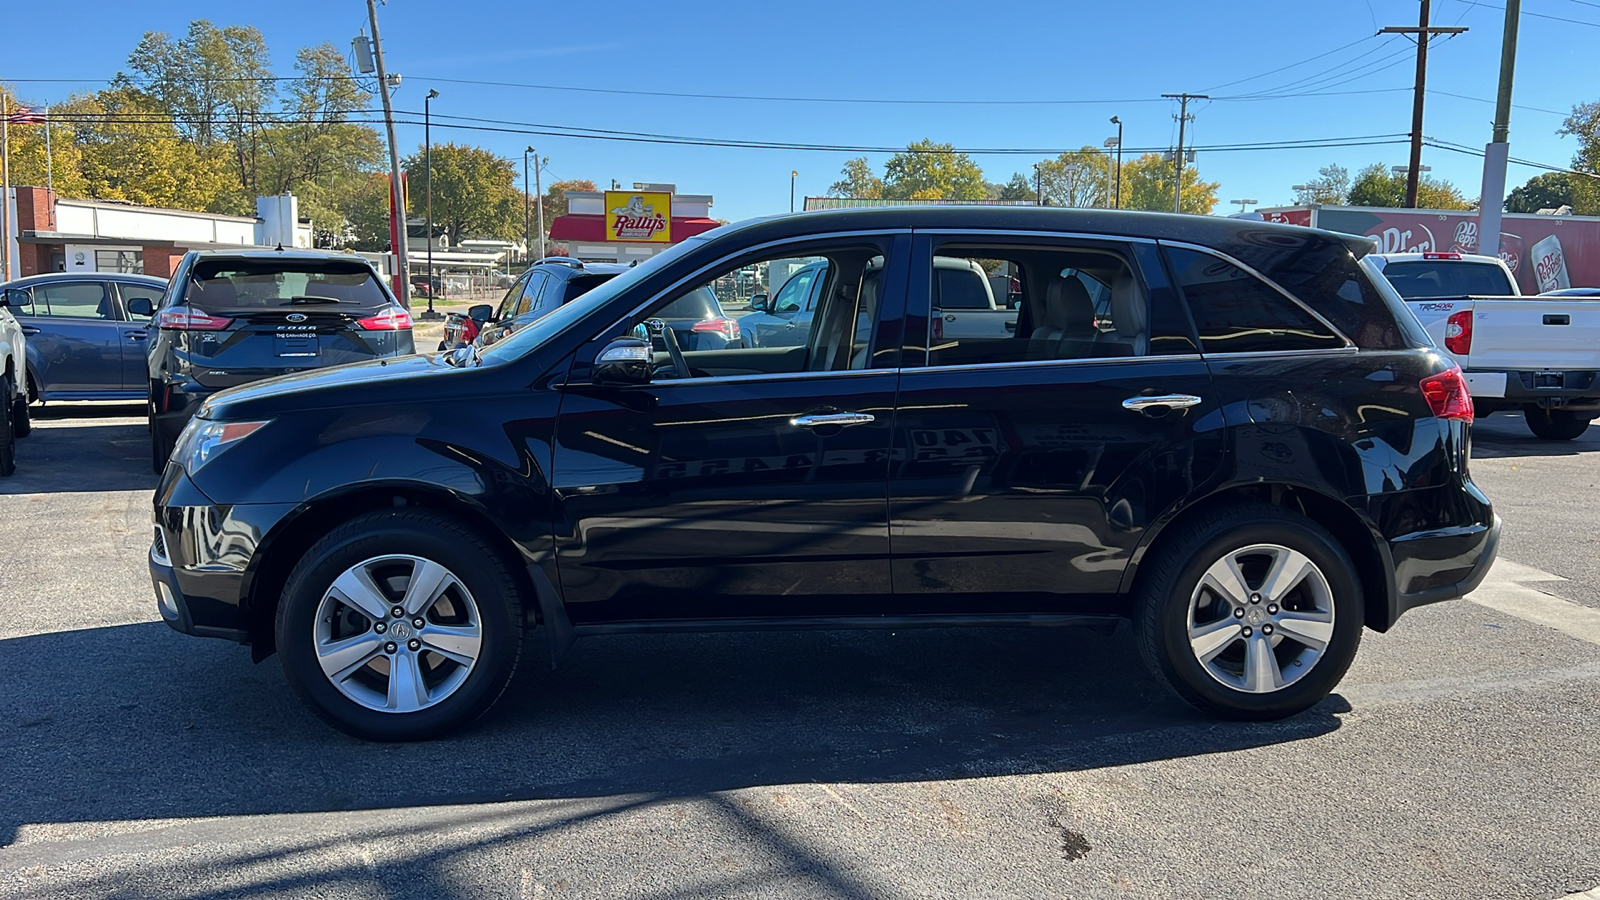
(3, 0, 1592, 222)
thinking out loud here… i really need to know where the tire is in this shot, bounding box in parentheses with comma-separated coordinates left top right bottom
(10, 382, 30, 439)
(275, 510, 524, 741)
(150, 416, 170, 475)
(1134, 504, 1364, 721)
(1524, 407, 1592, 441)
(0, 375, 15, 477)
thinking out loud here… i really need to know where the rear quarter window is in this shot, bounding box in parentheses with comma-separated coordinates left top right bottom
(1166, 246, 1346, 354)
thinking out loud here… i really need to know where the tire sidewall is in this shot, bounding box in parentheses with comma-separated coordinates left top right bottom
(276, 512, 521, 741)
(1148, 513, 1363, 719)
(0, 375, 16, 476)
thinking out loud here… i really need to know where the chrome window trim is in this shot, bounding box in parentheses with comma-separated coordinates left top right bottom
(1158, 239, 1356, 350)
(900, 353, 1204, 375)
(1197, 346, 1360, 361)
(566, 366, 898, 389)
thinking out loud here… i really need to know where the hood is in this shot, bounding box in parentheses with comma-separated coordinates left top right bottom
(200, 352, 464, 420)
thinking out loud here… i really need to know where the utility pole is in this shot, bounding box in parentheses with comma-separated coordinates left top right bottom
(523, 148, 532, 263)
(1, 94, 11, 282)
(1477, 0, 1519, 257)
(533, 150, 545, 261)
(1382, 1, 1467, 208)
(1109, 115, 1123, 209)
(1162, 93, 1207, 213)
(365, 0, 410, 308)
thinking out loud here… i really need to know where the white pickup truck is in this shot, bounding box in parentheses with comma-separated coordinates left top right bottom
(1366, 250, 1600, 440)
(0, 288, 31, 474)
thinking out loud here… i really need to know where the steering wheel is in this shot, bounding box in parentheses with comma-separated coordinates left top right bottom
(658, 321, 692, 380)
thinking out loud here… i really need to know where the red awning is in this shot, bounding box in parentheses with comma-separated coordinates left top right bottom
(548, 214, 720, 243)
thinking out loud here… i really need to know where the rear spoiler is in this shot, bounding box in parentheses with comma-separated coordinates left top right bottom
(1332, 231, 1380, 260)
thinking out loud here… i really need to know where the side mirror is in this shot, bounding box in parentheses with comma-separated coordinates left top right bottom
(127, 297, 155, 317)
(593, 338, 653, 385)
(468, 304, 494, 323)
(0, 294, 8, 309)
(747, 293, 768, 312)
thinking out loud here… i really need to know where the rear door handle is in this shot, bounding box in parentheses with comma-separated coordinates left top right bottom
(792, 412, 875, 428)
(1122, 394, 1203, 412)
(1544, 314, 1570, 325)
(126, 331, 148, 340)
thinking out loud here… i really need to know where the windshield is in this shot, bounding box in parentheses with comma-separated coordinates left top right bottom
(186, 259, 392, 312)
(1380, 261, 1514, 299)
(478, 238, 709, 364)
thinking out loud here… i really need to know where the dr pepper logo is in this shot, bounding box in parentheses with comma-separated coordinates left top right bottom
(605, 191, 672, 243)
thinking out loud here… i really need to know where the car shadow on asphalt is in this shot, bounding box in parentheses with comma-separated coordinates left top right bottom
(3, 404, 157, 494)
(1471, 412, 1600, 460)
(0, 620, 1348, 850)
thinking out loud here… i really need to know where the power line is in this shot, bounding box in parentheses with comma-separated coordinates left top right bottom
(1424, 137, 1600, 178)
(1199, 34, 1381, 92)
(1222, 38, 1407, 98)
(1447, 0, 1600, 26)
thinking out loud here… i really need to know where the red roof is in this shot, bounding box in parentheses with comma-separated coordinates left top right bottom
(548, 214, 720, 243)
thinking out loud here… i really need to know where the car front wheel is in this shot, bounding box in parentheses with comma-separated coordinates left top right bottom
(1135, 504, 1363, 720)
(0, 375, 16, 476)
(275, 510, 524, 741)
(1525, 407, 1592, 441)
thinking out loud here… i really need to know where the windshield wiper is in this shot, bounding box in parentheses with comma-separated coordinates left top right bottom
(287, 296, 348, 305)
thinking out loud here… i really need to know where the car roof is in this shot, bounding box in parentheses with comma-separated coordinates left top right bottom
(696, 206, 1376, 258)
(538, 261, 631, 277)
(1, 271, 169, 289)
(188, 248, 372, 263)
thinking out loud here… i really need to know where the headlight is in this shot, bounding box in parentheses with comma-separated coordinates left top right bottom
(174, 419, 270, 472)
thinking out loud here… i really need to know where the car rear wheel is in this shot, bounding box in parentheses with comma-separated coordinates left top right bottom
(0, 375, 16, 476)
(1135, 504, 1363, 720)
(1524, 407, 1592, 441)
(275, 510, 524, 741)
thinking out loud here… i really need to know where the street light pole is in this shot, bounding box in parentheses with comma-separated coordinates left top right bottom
(421, 89, 439, 320)
(1231, 198, 1258, 215)
(1109, 116, 1123, 209)
(790, 170, 797, 213)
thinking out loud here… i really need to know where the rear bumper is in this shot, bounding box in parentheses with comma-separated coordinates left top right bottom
(1465, 369, 1600, 411)
(1385, 514, 1502, 627)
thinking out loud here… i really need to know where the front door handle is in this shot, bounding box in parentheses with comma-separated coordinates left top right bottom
(19, 326, 39, 336)
(1122, 394, 1203, 413)
(792, 412, 875, 428)
(126, 331, 148, 340)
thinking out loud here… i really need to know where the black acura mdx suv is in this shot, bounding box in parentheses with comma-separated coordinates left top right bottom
(149, 208, 1498, 740)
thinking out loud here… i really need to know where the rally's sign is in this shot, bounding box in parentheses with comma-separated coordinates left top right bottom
(604, 191, 672, 243)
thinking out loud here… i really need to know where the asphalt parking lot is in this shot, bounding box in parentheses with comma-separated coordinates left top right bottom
(2, 406, 1598, 899)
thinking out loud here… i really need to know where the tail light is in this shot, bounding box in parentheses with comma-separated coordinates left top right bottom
(461, 318, 480, 343)
(1421, 365, 1474, 422)
(357, 307, 413, 331)
(1443, 309, 1473, 355)
(692, 317, 740, 343)
(157, 307, 232, 330)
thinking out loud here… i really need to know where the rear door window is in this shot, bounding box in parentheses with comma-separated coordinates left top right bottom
(118, 283, 166, 321)
(186, 260, 390, 313)
(1165, 246, 1346, 354)
(34, 282, 113, 319)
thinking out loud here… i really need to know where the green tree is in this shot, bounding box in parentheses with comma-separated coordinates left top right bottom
(1292, 164, 1350, 205)
(996, 173, 1033, 201)
(1346, 163, 1472, 209)
(1120, 153, 1219, 214)
(882, 140, 986, 200)
(403, 143, 521, 246)
(0, 87, 88, 198)
(339, 172, 394, 251)
(1558, 101, 1600, 214)
(1505, 172, 1575, 214)
(1036, 147, 1112, 207)
(67, 87, 235, 211)
(827, 157, 883, 199)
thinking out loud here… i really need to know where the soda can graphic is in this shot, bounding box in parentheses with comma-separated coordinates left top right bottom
(1530, 234, 1571, 293)
(1450, 220, 1478, 254)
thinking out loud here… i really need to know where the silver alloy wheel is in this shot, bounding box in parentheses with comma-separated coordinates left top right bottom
(1186, 543, 1336, 694)
(313, 554, 483, 714)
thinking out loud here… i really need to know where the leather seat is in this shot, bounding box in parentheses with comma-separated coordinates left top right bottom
(1029, 278, 1096, 359)
(1097, 266, 1147, 356)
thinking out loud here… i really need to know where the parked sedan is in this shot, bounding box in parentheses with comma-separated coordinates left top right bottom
(150, 207, 1497, 741)
(0, 272, 170, 404)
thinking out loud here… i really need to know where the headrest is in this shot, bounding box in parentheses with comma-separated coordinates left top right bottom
(1045, 278, 1095, 332)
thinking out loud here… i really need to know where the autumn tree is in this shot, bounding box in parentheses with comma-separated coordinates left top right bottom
(540, 178, 597, 235)
(1346, 163, 1472, 209)
(1119, 153, 1219, 214)
(0, 87, 87, 198)
(65, 87, 235, 211)
(827, 157, 884, 199)
(882, 140, 986, 200)
(1035, 147, 1113, 207)
(403, 143, 522, 246)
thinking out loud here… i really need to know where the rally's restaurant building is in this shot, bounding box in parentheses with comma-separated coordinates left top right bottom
(548, 184, 720, 264)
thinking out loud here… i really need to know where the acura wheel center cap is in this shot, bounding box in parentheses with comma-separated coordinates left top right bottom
(390, 621, 412, 640)
(1245, 606, 1269, 626)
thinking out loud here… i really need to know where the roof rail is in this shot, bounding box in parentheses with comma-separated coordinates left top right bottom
(535, 256, 584, 269)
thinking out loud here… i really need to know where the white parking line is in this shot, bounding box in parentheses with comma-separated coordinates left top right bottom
(1467, 559, 1600, 647)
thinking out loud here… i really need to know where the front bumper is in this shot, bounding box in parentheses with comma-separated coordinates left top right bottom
(149, 468, 295, 643)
